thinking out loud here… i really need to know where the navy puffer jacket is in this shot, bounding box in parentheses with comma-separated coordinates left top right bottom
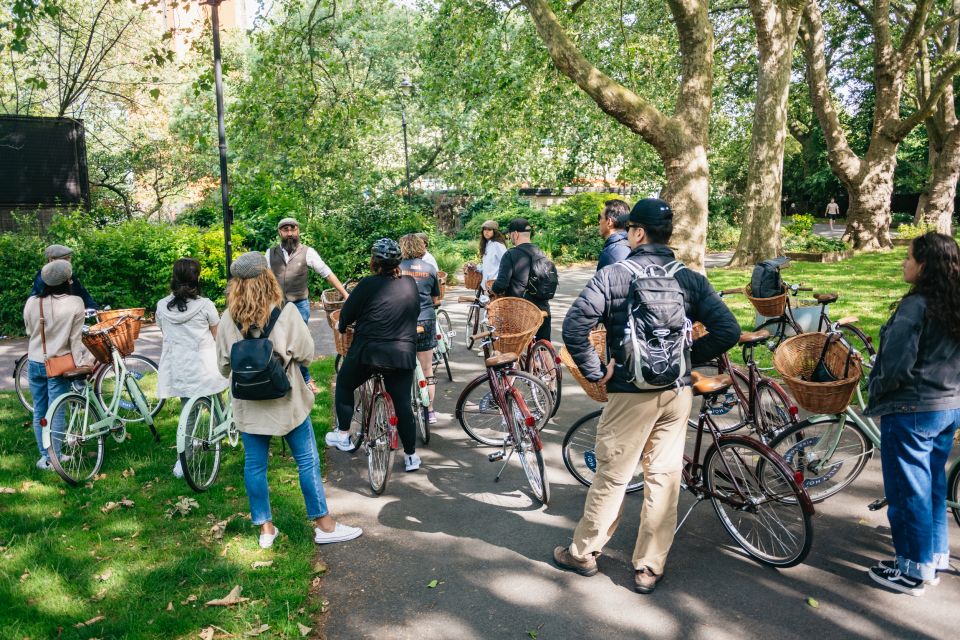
(562, 244, 741, 394)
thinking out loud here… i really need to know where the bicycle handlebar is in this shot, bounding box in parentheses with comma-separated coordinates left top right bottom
(720, 288, 741, 296)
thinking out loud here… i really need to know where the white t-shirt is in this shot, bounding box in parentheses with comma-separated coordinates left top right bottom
(422, 251, 439, 271)
(481, 241, 507, 288)
(266, 246, 333, 278)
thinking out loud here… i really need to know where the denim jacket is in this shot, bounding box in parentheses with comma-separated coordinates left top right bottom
(865, 294, 960, 416)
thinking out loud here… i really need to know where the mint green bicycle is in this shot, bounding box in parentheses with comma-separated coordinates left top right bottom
(177, 392, 238, 492)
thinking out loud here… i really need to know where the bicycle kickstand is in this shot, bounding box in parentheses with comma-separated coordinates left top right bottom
(488, 446, 515, 482)
(675, 495, 704, 534)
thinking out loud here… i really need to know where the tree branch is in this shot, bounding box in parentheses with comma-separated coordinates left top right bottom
(897, 56, 960, 139)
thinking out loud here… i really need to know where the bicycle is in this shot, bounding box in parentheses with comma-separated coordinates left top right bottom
(412, 333, 431, 446)
(467, 325, 550, 504)
(562, 371, 814, 567)
(432, 307, 454, 382)
(40, 318, 160, 485)
(459, 287, 488, 351)
(341, 372, 401, 495)
(176, 392, 238, 492)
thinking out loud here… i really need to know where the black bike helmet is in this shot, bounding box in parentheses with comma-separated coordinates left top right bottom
(371, 237, 402, 265)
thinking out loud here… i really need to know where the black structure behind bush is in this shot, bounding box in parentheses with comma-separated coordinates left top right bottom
(0, 115, 90, 209)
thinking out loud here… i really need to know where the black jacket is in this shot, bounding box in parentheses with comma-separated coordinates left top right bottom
(491, 243, 550, 311)
(866, 294, 960, 416)
(597, 231, 630, 270)
(562, 244, 740, 393)
(338, 274, 420, 370)
(31, 271, 98, 310)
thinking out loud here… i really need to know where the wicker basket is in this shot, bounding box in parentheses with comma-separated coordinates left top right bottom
(320, 289, 345, 313)
(559, 327, 608, 402)
(437, 271, 447, 299)
(82, 316, 137, 364)
(485, 297, 542, 357)
(96, 308, 145, 339)
(329, 310, 354, 357)
(744, 285, 787, 317)
(773, 333, 863, 414)
(463, 264, 482, 290)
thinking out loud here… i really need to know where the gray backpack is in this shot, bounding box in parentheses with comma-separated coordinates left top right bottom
(618, 259, 692, 390)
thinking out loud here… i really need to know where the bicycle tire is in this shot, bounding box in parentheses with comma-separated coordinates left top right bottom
(688, 363, 748, 434)
(47, 393, 106, 486)
(750, 317, 789, 372)
(440, 351, 452, 382)
(94, 354, 165, 423)
(14, 355, 32, 413)
(704, 435, 813, 567)
(367, 394, 394, 495)
(768, 415, 873, 503)
(178, 396, 222, 492)
(413, 383, 430, 446)
(837, 323, 875, 392)
(455, 371, 552, 446)
(464, 305, 479, 349)
(334, 354, 343, 374)
(526, 340, 562, 417)
(754, 379, 796, 442)
(508, 394, 549, 505)
(948, 458, 960, 528)
(562, 410, 644, 493)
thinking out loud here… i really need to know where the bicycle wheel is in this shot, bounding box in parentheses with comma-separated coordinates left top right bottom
(95, 354, 164, 423)
(688, 363, 747, 434)
(704, 436, 813, 567)
(768, 416, 873, 503)
(837, 323, 875, 392)
(750, 318, 789, 372)
(14, 355, 33, 413)
(948, 458, 960, 528)
(47, 393, 105, 486)
(464, 304, 479, 349)
(437, 309, 453, 343)
(367, 394, 394, 495)
(526, 341, 562, 417)
(179, 396, 222, 492)
(413, 383, 430, 446)
(456, 371, 552, 446)
(754, 379, 796, 442)
(562, 410, 644, 493)
(508, 394, 549, 505)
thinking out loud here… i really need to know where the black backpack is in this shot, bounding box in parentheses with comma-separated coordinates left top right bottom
(230, 305, 292, 401)
(524, 247, 559, 301)
(750, 257, 789, 298)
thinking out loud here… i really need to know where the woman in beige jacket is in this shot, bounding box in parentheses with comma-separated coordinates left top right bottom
(216, 252, 361, 549)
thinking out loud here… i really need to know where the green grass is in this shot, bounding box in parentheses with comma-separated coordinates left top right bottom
(1, 358, 335, 639)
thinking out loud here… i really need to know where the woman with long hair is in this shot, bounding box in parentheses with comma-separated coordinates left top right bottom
(399, 233, 441, 424)
(216, 252, 361, 549)
(23, 260, 85, 470)
(156, 257, 228, 477)
(865, 232, 960, 595)
(479, 220, 506, 291)
(326, 238, 423, 471)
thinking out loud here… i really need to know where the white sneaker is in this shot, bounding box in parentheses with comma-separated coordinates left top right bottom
(314, 522, 363, 545)
(36, 457, 53, 471)
(172, 459, 184, 479)
(324, 429, 354, 451)
(404, 453, 421, 472)
(258, 526, 280, 549)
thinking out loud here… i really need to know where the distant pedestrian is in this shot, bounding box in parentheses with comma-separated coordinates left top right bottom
(825, 198, 841, 231)
(478, 220, 507, 291)
(865, 232, 960, 596)
(596, 199, 631, 270)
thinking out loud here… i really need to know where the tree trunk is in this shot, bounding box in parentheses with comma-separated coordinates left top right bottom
(730, 0, 806, 266)
(662, 143, 710, 268)
(912, 142, 938, 223)
(843, 154, 897, 250)
(917, 124, 960, 234)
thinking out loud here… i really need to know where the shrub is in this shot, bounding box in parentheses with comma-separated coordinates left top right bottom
(706, 214, 740, 251)
(891, 212, 914, 228)
(782, 233, 850, 253)
(785, 213, 815, 236)
(896, 221, 938, 239)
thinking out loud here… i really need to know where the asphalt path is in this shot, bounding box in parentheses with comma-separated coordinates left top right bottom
(316, 265, 960, 640)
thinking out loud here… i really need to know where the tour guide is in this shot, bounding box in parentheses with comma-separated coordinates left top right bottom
(267, 217, 350, 393)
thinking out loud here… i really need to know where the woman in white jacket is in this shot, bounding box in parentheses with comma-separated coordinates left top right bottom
(479, 220, 506, 291)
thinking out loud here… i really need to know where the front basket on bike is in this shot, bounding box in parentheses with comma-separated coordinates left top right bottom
(82, 315, 138, 364)
(328, 309, 354, 357)
(559, 327, 607, 403)
(96, 308, 145, 339)
(486, 297, 541, 357)
(744, 285, 787, 317)
(463, 264, 482, 290)
(773, 333, 862, 414)
(437, 271, 447, 299)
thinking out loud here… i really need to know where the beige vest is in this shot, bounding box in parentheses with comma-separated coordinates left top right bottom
(270, 245, 309, 302)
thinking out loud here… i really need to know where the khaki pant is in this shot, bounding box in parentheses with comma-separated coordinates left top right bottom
(569, 388, 692, 575)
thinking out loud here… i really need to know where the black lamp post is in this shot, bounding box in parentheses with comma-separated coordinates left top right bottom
(202, 0, 233, 278)
(398, 77, 413, 205)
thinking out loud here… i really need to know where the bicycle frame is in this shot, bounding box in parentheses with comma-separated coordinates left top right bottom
(413, 361, 430, 407)
(358, 374, 400, 451)
(712, 345, 798, 436)
(176, 393, 235, 455)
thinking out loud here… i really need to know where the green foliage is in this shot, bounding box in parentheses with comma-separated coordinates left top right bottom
(706, 215, 740, 251)
(0, 234, 46, 335)
(782, 233, 850, 253)
(785, 214, 816, 236)
(896, 222, 938, 239)
(891, 212, 914, 227)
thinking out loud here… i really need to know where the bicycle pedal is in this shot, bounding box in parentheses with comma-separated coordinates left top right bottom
(488, 451, 505, 462)
(867, 498, 888, 511)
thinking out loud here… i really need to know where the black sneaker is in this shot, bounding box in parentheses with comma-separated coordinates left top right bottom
(868, 563, 925, 596)
(877, 560, 939, 586)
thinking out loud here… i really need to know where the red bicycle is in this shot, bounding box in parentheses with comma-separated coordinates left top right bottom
(344, 372, 400, 495)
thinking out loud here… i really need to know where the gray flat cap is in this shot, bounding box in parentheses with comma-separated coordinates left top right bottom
(44, 244, 74, 260)
(277, 217, 300, 230)
(41, 259, 73, 286)
(230, 251, 268, 279)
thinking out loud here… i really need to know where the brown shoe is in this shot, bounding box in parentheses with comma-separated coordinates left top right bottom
(634, 567, 664, 594)
(552, 545, 598, 576)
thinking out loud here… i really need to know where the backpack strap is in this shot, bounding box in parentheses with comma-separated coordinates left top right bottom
(238, 303, 284, 339)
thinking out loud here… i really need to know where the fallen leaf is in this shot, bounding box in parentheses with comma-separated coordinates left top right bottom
(19, 569, 29, 582)
(91, 588, 107, 602)
(312, 560, 327, 575)
(101, 502, 119, 514)
(251, 560, 273, 569)
(527, 632, 538, 639)
(121, 468, 135, 478)
(297, 622, 312, 637)
(311, 576, 321, 589)
(94, 569, 112, 582)
(166, 602, 173, 611)
(180, 594, 198, 605)
(94, 473, 107, 481)
(51, 511, 62, 518)
(224, 486, 235, 492)
(75, 615, 105, 628)
(205, 585, 249, 607)
(245, 624, 270, 637)
(807, 597, 820, 609)
(318, 598, 329, 613)
(165, 496, 199, 519)
(427, 579, 438, 588)
(0, 487, 15, 494)
(199, 628, 215, 640)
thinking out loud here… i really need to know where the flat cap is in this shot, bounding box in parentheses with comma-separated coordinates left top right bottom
(481, 219, 499, 230)
(277, 217, 300, 230)
(44, 244, 74, 260)
(230, 251, 268, 279)
(41, 259, 73, 286)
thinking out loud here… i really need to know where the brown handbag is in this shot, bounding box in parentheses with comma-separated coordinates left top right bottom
(39, 298, 77, 377)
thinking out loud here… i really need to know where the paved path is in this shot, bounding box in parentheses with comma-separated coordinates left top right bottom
(316, 265, 960, 640)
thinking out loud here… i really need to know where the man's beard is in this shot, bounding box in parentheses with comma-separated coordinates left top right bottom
(281, 236, 300, 253)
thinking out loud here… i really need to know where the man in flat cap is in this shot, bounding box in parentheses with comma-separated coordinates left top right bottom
(30, 244, 98, 310)
(267, 217, 349, 393)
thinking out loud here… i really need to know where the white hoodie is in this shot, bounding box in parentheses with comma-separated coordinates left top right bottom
(155, 295, 228, 398)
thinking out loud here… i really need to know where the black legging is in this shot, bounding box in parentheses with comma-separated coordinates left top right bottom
(335, 356, 416, 455)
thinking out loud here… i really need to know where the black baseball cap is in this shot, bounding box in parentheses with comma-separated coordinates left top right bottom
(507, 218, 532, 233)
(629, 198, 673, 227)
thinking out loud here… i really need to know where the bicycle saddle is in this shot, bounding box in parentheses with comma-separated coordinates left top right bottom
(457, 296, 476, 303)
(814, 292, 839, 304)
(690, 371, 733, 396)
(485, 352, 518, 368)
(738, 329, 770, 346)
(61, 365, 96, 381)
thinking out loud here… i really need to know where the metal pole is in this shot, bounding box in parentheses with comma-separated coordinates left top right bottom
(209, 0, 233, 278)
(400, 101, 411, 205)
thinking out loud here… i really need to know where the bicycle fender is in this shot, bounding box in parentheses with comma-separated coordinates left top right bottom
(714, 434, 816, 515)
(41, 392, 92, 449)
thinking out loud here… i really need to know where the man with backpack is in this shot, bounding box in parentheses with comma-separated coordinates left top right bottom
(491, 218, 558, 341)
(554, 198, 740, 594)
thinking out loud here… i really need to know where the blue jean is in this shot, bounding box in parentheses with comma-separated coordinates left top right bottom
(293, 299, 312, 384)
(240, 416, 328, 526)
(29, 360, 72, 460)
(880, 409, 960, 581)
